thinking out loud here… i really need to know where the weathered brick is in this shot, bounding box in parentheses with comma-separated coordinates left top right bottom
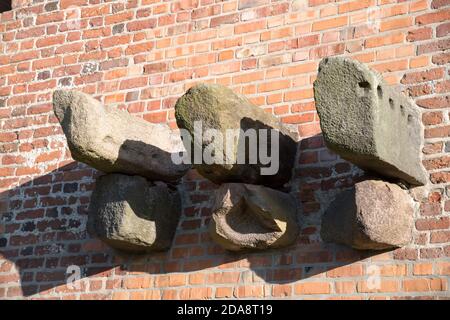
(407, 27, 432, 42)
(210, 13, 239, 28)
(416, 217, 450, 231)
(401, 68, 445, 84)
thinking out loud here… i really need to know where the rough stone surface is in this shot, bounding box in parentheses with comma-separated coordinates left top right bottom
(314, 57, 427, 185)
(88, 174, 181, 253)
(175, 83, 298, 189)
(321, 180, 414, 250)
(209, 183, 299, 251)
(53, 90, 190, 183)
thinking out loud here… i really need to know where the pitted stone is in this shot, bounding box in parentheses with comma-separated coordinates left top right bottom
(88, 174, 181, 253)
(314, 57, 427, 185)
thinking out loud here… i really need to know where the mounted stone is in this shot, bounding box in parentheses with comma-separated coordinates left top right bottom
(53, 90, 190, 183)
(314, 57, 427, 185)
(87, 174, 181, 253)
(321, 180, 414, 250)
(174, 83, 298, 189)
(209, 183, 299, 251)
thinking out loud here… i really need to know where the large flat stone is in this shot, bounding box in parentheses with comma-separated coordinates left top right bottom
(175, 83, 298, 189)
(314, 57, 427, 185)
(321, 180, 414, 250)
(209, 183, 299, 251)
(53, 90, 190, 183)
(88, 173, 181, 253)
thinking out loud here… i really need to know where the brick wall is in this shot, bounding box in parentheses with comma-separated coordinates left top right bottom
(0, 0, 449, 300)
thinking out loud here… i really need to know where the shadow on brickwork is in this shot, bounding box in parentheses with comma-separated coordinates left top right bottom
(0, 134, 384, 297)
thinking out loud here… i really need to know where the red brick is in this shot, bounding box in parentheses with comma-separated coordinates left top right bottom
(431, 0, 449, 9)
(119, 77, 148, 90)
(36, 35, 65, 48)
(420, 202, 441, 216)
(179, 287, 212, 299)
(417, 96, 450, 109)
(210, 13, 239, 28)
(431, 171, 450, 183)
(312, 16, 348, 32)
(293, 35, 320, 49)
(272, 284, 292, 297)
(327, 264, 364, 278)
(365, 33, 404, 48)
(215, 287, 233, 298)
(295, 282, 331, 295)
(36, 151, 62, 163)
(127, 19, 157, 32)
(407, 27, 433, 42)
(234, 20, 266, 34)
(238, 0, 268, 10)
(380, 17, 413, 32)
(416, 9, 450, 25)
(430, 231, 450, 243)
(16, 27, 46, 40)
(437, 262, 450, 275)
(401, 68, 445, 84)
(36, 12, 65, 25)
(0, 132, 17, 143)
(143, 62, 167, 74)
(335, 281, 356, 294)
(418, 39, 450, 54)
(436, 80, 450, 93)
(416, 217, 450, 231)
(257, 80, 290, 93)
(437, 22, 450, 37)
(422, 142, 443, 154)
(234, 285, 264, 298)
(32, 57, 62, 70)
(357, 280, 399, 293)
(8, 72, 35, 85)
(105, 11, 134, 25)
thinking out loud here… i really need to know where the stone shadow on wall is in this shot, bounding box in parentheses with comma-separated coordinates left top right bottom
(0, 134, 385, 298)
(0, 162, 114, 297)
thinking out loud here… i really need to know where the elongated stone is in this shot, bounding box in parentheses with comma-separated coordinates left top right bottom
(87, 174, 181, 253)
(174, 83, 298, 189)
(53, 90, 190, 183)
(321, 180, 414, 250)
(314, 57, 427, 185)
(209, 183, 299, 251)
